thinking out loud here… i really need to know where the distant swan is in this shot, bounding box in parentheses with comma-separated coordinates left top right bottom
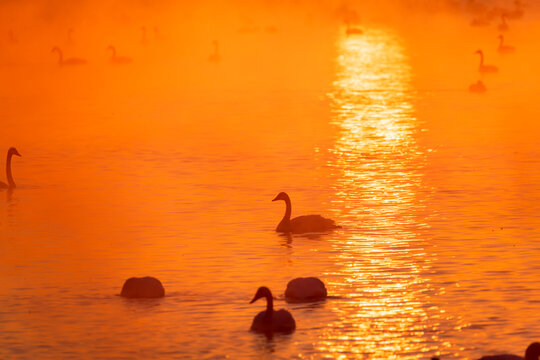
(208, 40, 220, 63)
(475, 50, 498, 74)
(345, 21, 363, 36)
(120, 276, 165, 298)
(506, 0, 524, 19)
(285, 277, 327, 303)
(0, 147, 21, 189)
(498, 35, 515, 54)
(107, 45, 132, 64)
(273, 192, 340, 234)
(250, 286, 296, 333)
(498, 14, 509, 32)
(51, 46, 86, 67)
(478, 342, 540, 360)
(469, 80, 487, 93)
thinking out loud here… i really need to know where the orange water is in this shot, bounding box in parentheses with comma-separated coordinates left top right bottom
(1, 2, 540, 359)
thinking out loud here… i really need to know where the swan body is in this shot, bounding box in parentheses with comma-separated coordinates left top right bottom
(51, 46, 86, 67)
(208, 40, 220, 63)
(345, 21, 363, 36)
(0, 147, 21, 189)
(273, 192, 340, 234)
(469, 80, 487, 93)
(107, 45, 132, 65)
(120, 276, 165, 298)
(250, 286, 295, 333)
(285, 277, 327, 303)
(475, 50, 498, 74)
(478, 342, 540, 360)
(498, 35, 515, 54)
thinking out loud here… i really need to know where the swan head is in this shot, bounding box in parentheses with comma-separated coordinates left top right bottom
(474, 50, 483, 55)
(106, 45, 115, 51)
(250, 286, 272, 304)
(8, 147, 21, 157)
(272, 192, 289, 202)
(51, 46, 60, 53)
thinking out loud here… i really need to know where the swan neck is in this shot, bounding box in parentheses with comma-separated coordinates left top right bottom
(55, 49, 63, 65)
(6, 152, 15, 188)
(478, 52, 484, 66)
(283, 197, 292, 222)
(499, 37, 504, 47)
(265, 292, 274, 318)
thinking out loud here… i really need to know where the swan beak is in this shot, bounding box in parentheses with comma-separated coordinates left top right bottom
(249, 294, 261, 304)
(272, 195, 280, 202)
(14, 150, 21, 157)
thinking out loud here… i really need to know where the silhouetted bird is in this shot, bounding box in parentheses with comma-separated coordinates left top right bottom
(497, 35, 515, 54)
(498, 14, 509, 32)
(285, 277, 327, 303)
(273, 192, 340, 234)
(208, 40, 220, 63)
(477, 342, 540, 360)
(51, 46, 86, 67)
(250, 286, 296, 333)
(475, 50, 498, 74)
(469, 80, 487, 93)
(120, 277, 165, 298)
(107, 45, 132, 65)
(0, 147, 21, 190)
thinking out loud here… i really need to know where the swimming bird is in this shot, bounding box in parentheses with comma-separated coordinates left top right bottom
(120, 277, 165, 298)
(250, 286, 296, 333)
(107, 45, 132, 65)
(273, 192, 340, 234)
(345, 20, 363, 36)
(497, 35, 515, 54)
(477, 342, 540, 360)
(285, 277, 327, 303)
(0, 147, 21, 189)
(475, 50, 498, 74)
(51, 46, 86, 67)
(208, 40, 220, 63)
(498, 14, 509, 32)
(469, 80, 487, 93)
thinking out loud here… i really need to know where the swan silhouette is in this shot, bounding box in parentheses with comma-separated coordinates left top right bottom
(120, 276, 165, 298)
(107, 45, 132, 65)
(273, 192, 340, 234)
(469, 80, 487, 93)
(0, 147, 21, 189)
(478, 342, 540, 360)
(250, 286, 296, 333)
(475, 50, 498, 74)
(498, 35, 515, 54)
(285, 277, 327, 303)
(51, 46, 86, 67)
(498, 14, 509, 32)
(208, 40, 220, 63)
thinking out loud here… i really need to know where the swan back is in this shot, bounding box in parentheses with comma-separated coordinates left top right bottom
(478, 342, 540, 360)
(120, 276, 165, 298)
(285, 277, 327, 303)
(289, 215, 340, 234)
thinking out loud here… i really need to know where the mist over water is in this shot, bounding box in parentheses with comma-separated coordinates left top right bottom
(1, 1, 540, 359)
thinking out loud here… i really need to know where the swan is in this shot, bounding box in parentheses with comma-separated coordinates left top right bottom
(51, 46, 86, 67)
(475, 50, 498, 74)
(208, 40, 220, 63)
(273, 192, 340, 234)
(120, 276, 165, 298)
(107, 45, 132, 65)
(0, 147, 21, 189)
(285, 277, 327, 303)
(478, 342, 540, 360)
(250, 286, 296, 333)
(469, 80, 487, 93)
(345, 21, 363, 36)
(498, 35, 515, 54)
(498, 14, 509, 32)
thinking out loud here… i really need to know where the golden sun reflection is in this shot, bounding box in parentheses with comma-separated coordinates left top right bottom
(320, 28, 447, 359)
